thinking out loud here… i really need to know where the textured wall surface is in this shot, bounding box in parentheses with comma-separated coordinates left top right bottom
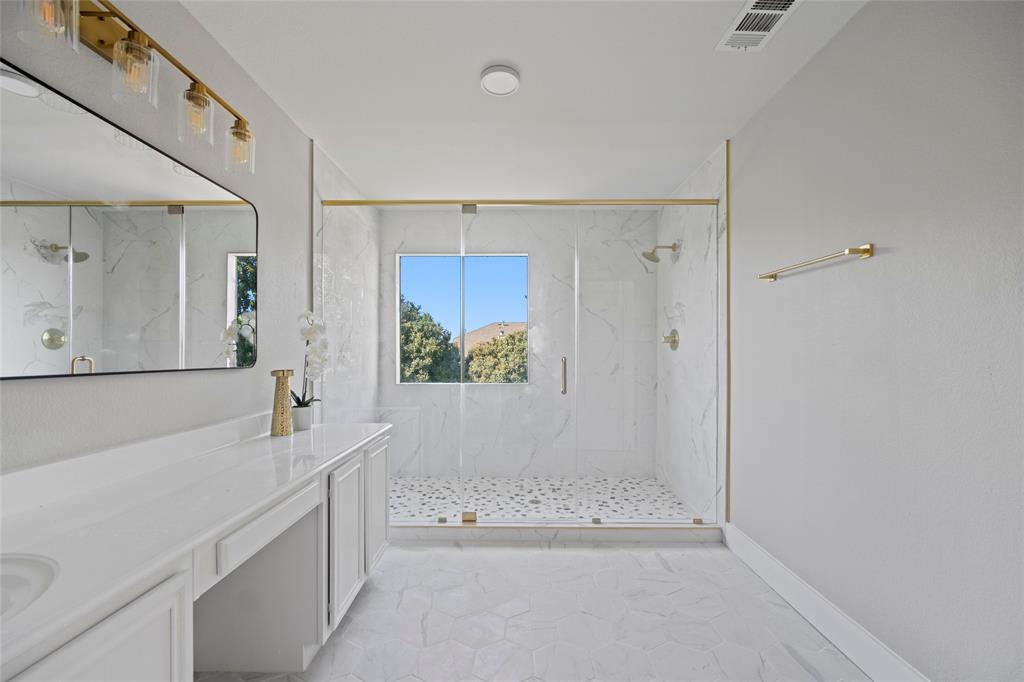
(730, 3, 1024, 678)
(1, 0, 312, 470)
(314, 145, 380, 425)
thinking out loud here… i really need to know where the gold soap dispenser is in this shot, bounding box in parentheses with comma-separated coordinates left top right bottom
(270, 369, 294, 436)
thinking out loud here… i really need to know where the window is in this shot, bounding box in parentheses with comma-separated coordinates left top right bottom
(397, 255, 527, 384)
(227, 252, 257, 367)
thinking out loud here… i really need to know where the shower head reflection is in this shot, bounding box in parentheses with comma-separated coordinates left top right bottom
(642, 242, 680, 263)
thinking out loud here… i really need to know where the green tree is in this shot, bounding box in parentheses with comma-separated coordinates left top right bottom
(235, 255, 257, 367)
(399, 295, 460, 382)
(466, 330, 528, 383)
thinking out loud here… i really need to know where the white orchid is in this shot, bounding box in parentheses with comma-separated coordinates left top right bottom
(294, 311, 329, 407)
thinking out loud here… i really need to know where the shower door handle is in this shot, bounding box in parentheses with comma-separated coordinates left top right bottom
(560, 356, 568, 395)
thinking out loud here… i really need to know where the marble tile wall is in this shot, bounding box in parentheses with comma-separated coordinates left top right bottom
(97, 208, 181, 372)
(69, 207, 104, 367)
(377, 208, 462, 479)
(184, 207, 258, 368)
(577, 209, 659, 478)
(378, 208, 662, 481)
(313, 145, 381, 425)
(655, 144, 726, 520)
(1, 204, 72, 376)
(1, 199, 254, 375)
(460, 208, 578, 478)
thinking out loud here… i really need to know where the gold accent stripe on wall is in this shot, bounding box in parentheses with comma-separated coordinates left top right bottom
(725, 138, 733, 523)
(0, 201, 248, 207)
(322, 198, 719, 207)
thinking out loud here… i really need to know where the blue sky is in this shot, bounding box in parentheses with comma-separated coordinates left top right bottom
(400, 255, 527, 333)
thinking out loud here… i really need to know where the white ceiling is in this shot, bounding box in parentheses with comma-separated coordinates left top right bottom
(183, 1, 864, 198)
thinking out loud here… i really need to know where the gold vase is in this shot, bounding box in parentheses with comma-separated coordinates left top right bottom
(270, 369, 294, 436)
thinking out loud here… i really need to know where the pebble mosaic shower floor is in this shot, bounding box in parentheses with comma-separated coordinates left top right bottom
(389, 477, 697, 523)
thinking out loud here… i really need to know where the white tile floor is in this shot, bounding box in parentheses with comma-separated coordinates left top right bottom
(197, 542, 867, 682)
(390, 477, 696, 523)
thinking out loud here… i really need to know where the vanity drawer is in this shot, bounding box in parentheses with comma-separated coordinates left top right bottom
(217, 482, 320, 576)
(193, 482, 320, 597)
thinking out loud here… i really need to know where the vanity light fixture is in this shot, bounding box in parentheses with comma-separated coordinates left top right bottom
(481, 65, 520, 97)
(0, 69, 41, 98)
(17, 0, 80, 51)
(111, 29, 159, 109)
(76, 0, 255, 167)
(178, 81, 213, 146)
(226, 118, 255, 174)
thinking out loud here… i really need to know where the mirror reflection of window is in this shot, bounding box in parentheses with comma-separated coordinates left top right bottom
(226, 252, 257, 368)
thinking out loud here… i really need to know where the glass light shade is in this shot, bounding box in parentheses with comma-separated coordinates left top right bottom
(225, 119, 255, 174)
(18, 0, 79, 51)
(111, 31, 158, 110)
(177, 82, 214, 146)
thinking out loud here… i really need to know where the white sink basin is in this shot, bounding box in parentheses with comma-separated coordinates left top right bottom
(1, 554, 58, 620)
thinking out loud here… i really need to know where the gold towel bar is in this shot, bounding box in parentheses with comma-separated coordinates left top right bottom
(758, 243, 873, 282)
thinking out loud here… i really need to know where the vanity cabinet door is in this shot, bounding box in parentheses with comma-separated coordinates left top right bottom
(15, 572, 192, 682)
(365, 441, 390, 573)
(328, 456, 364, 630)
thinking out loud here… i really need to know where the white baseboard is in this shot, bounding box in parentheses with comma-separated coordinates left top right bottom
(724, 523, 928, 682)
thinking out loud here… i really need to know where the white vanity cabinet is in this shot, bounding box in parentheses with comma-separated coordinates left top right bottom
(326, 455, 365, 630)
(14, 573, 192, 682)
(1, 420, 392, 680)
(364, 440, 390, 572)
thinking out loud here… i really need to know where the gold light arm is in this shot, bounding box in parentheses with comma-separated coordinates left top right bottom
(758, 243, 873, 282)
(80, 0, 247, 124)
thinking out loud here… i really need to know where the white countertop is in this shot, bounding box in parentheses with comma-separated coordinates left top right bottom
(0, 419, 391, 667)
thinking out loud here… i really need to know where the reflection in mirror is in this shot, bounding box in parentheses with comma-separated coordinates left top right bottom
(0, 63, 257, 378)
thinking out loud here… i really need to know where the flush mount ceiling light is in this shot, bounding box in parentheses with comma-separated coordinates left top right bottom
(481, 65, 519, 97)
(0, 69, 42, 97)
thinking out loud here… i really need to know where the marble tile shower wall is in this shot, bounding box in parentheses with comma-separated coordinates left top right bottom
(655, 146, 726, 519)
(317, 204, 381, 424)
(1, 204, 75, 376)
(185, 208, 258, 367)
(377, 208, 662, 480)
(460, 209, 578, 478)
(0, 202, 254, 375)
(577, 209, 659, 477)
(313, 145, 382, 426)
(377, 209, 462, 479)
(98, 208, 181, 371)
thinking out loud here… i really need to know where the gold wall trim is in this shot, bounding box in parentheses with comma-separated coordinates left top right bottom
(322, 198, 719, 207)
(392, 523, 722, 531)
(725, 139, 732, 523)
(0, 200, 248, 207)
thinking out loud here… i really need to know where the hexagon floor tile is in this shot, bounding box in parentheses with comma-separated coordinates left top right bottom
(197, 543, 869, 682)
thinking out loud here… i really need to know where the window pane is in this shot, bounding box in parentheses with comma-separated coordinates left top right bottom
(398, 255, 461, 383)
(463, 255, 528, 384)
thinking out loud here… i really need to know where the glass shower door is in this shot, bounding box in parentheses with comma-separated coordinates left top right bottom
(459, 206, 578, 523)
(576, 205, 719, 524)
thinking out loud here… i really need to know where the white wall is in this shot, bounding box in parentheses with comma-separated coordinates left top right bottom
(1, 0, 312, 470)
(730, 3, 1023, 679)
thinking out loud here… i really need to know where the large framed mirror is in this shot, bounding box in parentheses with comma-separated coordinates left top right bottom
(1, 62, 257, 378)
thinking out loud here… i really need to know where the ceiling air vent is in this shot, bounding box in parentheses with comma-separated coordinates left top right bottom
(717, 0, 802, 52)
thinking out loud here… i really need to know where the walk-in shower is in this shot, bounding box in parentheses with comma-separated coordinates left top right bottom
(315, 198, 723, 526)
